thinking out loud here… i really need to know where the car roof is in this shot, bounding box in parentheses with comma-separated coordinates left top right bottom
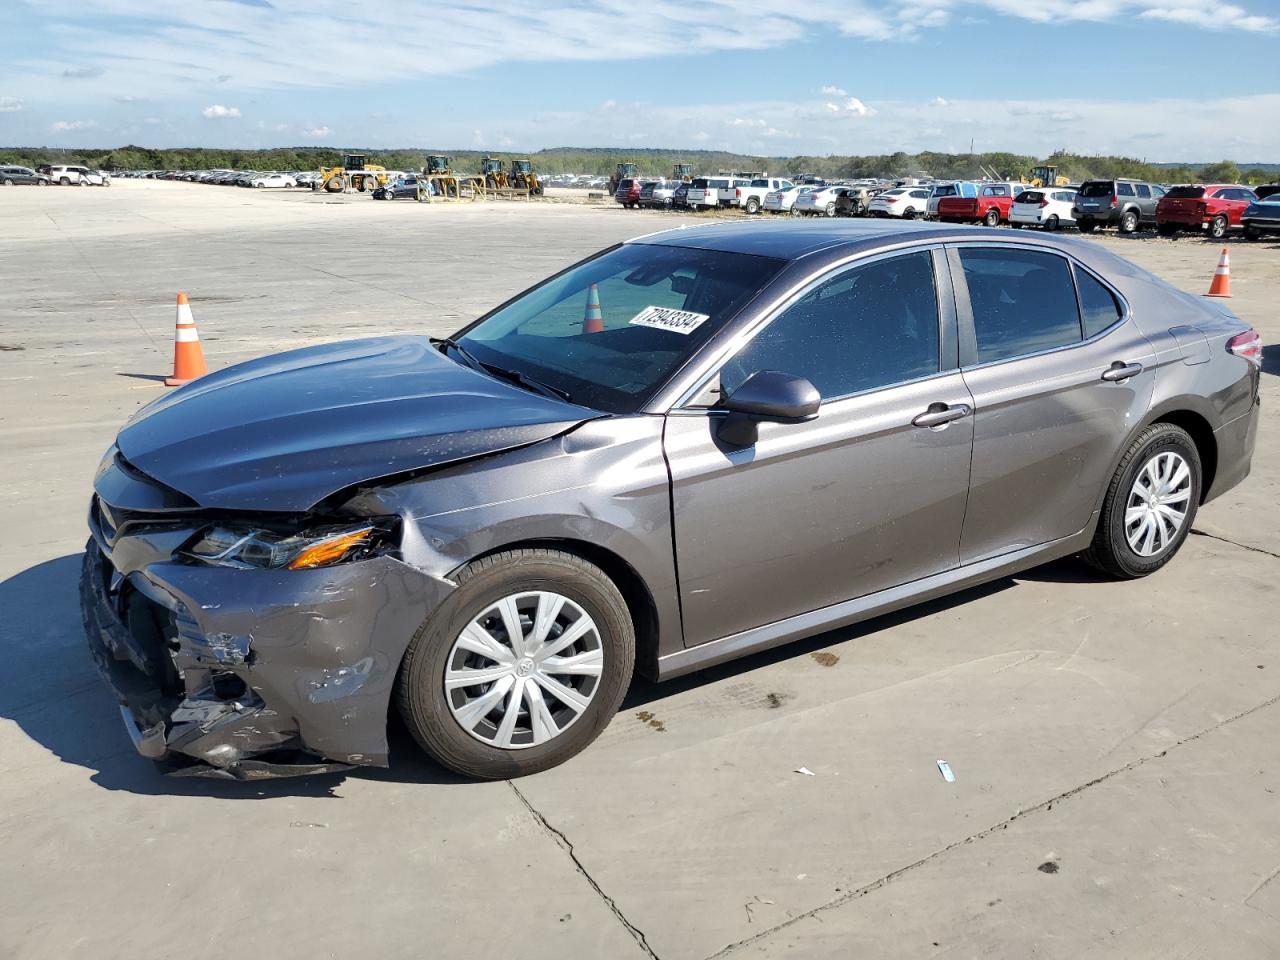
(631, 219, 1049, 260)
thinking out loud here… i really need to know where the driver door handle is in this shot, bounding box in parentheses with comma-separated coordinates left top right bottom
(1102, 361, 1144, 382)
(912, 402, 971, 428)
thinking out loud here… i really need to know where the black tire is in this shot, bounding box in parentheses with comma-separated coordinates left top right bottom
(1244, 223, 1262, 241)
(902, 207, 917, 220)
(1078, 218, 1097, 233)
(1157, 223, 1178, 237)
(1083, 423, 1201, 579)
(1, 178, 12, 186)
(1045, 214, 1060, 231)
(1010, 222, 1023, 229)
(984, 208, 1000, 227)
(396, 548, 635, 779)
(60, 177, 70, 186)
(1208, 215, 1228, 240)
(824, 202, 836, 217)
(1119, 209, 1139, 234)
(745, 198, 760, 214)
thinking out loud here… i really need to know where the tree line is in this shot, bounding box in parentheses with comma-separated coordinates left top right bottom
(0, 143, 1274, 185)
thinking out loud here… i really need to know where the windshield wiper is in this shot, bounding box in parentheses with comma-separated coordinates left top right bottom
(433, 337, 574, 404)
(480, 364, 575, 404)
(432, 336, 483, 371)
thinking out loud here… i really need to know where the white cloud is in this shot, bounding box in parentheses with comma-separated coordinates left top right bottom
(0, 97, 22, 113)
(826, 96, 877, 116)
(201, 104, 241, 119)
(728, 117, 767, 127)
(301, 125, 331, 137)
(929, 96, 949, 107)
(821, 85, 848, 96)
(62, 66, 104, 79)
(51, 119, 95, 130)
(1140, 0, 1277, 31)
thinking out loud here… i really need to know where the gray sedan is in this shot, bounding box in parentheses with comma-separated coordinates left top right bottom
(82, 221, 1261, 780)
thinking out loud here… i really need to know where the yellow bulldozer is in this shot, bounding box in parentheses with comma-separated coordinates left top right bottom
(314, 154, 389, 193)
(1029, 164, 1071, 188)
(480, 157, 509, 191)
(510, 159, 543, 196)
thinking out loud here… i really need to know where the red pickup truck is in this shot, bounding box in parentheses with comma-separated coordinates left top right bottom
(937, 182, 1027, 226)
(1156, 184, 1258, 239)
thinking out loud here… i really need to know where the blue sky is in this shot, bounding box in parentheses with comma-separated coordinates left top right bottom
(2, 0, 1278, 161)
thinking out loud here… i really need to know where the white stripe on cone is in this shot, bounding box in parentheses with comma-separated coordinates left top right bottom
(175, 327, 200, 342)
(176, 303, 195, 325)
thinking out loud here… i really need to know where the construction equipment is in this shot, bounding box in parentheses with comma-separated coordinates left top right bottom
(420, 155, 484, 201)
(672, 163, 694, 182)
(1030, 164, 1071, 187)
(480, 157, 509, 191)
(510, 159, 543, 196)
(608, 162, 637, 196)
(313, 154, 388, 193)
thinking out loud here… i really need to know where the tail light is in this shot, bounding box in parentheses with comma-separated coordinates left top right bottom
(1228, 330, 1262, 366)
(885, 197, 897, 203)
(1198, 202, 1208, 216)
(735, 188, 741, 198)
(1039, 199, 1049, 208)
(1110, 195, 1118, 208)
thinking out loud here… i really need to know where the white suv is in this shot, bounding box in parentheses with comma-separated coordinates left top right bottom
(47, 165, 110, 186)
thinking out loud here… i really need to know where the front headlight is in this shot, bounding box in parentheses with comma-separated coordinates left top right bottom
(181, 522, 390, 570)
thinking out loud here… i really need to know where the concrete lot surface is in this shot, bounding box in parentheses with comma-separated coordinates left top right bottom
(1, 180, 1277, 959)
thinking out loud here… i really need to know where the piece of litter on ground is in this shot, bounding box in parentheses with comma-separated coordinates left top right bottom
(796, 873, 808, 880)
(795, 766, 816, 776)
(936, 760, 956, 783)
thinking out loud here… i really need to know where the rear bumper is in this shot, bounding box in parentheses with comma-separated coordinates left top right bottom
(80, 530, 454, 779)
(1159, 213, 1213, 228)
(1205, 392, 1260, 504)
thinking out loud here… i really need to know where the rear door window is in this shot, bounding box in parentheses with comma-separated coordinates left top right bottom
(1075, 268, 1123, 338)
(1117, 182, 1135, 197)
(721, 251, 941, 401)
(959, 248, 1082, 364)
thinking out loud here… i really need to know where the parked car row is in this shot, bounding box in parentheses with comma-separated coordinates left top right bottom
(111, 169, 320, 187)
(615, 171, 1280, 241)
(1, 164, 113, 186)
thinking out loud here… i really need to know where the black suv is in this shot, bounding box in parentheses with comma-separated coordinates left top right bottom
(1074, 178, 1165, 234)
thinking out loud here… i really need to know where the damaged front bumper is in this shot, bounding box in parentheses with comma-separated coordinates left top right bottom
(80, 530, 454, 780)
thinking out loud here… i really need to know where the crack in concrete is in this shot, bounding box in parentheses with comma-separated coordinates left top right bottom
(1190, 528, 1280, 560)
(509, 782, 660, 960)
(706, 688, 1280, 959)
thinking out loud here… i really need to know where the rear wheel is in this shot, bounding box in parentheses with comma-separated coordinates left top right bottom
(984, 208, 1000, 227)
(902, 207, 917, 220)
(397, 548, 634, 779)
(1045, 214, 1060, 231)
(1119, 209, 1139, 234)
(824, 202, 836, 217)
(1244, 223, 1262, 240)
(1083, 423, 1200, 579)
(1208, 215, 1228, 240)
(1, 178, 12, 186)
(745, 198, 760, 214)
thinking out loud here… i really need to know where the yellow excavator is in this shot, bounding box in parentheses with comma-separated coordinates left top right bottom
(510, 159, 543, 196)
(1029, 164, 1071, 187)
(314, 154, 388, 193)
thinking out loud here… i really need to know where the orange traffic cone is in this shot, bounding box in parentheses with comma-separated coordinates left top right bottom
(164, 292, 209, 386)
(1205, 247, 1231, 298)
(582, 283, 604, 334)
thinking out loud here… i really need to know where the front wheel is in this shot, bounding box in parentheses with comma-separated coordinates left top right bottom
(397, 548, 635, 779)
(1208, 215, 1228, 240)
(1083, 423, 1200, 579)
(1244, 223, 1262, 240)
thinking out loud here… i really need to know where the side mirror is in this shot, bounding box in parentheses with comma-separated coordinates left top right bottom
(716, 370, 821, 447)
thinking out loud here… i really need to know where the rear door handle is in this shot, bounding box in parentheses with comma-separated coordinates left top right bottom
(912, 402, 971, 428)
(1101, 361, 1144, 382)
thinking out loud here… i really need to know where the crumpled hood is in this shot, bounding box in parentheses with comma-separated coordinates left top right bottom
(117, 335, 593, 512)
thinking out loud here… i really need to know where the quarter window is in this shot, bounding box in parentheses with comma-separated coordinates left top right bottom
(959, 248, 1081, 364)
(720, 251, 941, 401)
(1118, 183, 1135, 196)
(1136, 184, 1151, 198)
(1075, 268, 1123, 338)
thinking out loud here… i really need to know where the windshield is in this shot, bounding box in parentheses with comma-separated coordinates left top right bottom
(457, 244, 786, 413)
(1164, 186, 1205, 199)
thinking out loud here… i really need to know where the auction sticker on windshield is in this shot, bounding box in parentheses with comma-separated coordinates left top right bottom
(629, 305, 711, 335)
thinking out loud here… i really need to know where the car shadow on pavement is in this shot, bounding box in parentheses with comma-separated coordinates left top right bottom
(0, 553, 468, 798)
